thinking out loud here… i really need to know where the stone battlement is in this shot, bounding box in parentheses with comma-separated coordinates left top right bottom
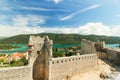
(0, 36, 98, 80)
(29, 36, 98, 80)
(49, 54, 97, 80)
(50, 54, 97, 64)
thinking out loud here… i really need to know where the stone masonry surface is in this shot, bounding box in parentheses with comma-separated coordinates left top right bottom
(49, 54, 98, 80)
(0, 65, 33, 80)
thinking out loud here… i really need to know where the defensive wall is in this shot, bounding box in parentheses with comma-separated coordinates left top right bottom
(104, 48, 120, 65)
(81, 39, 96, 54)
(30, 36, 98, 80)
(94, 41, 120, 66)
(49, 54, 97, 80)
(0, 36, 98, 80)
(0, 65, 32, 80)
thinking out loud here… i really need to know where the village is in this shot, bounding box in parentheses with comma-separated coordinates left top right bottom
(0, 52, 28, 67)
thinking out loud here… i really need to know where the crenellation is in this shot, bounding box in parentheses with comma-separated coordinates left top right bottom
(49, 54, 97, 64)
(49, 53, 97, 80)
(0, 36, 98, 80)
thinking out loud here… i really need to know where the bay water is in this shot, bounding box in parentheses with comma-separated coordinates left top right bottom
(0, 44, 119, 54)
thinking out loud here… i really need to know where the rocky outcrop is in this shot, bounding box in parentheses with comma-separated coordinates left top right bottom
(100, 72, 108, 79)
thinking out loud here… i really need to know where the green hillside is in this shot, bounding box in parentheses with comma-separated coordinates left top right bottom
(0, 37, 6, 40)
(0, 33, 120, 44)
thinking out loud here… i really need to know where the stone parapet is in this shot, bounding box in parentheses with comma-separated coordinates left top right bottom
(0, 65, 33, 80)
(49, 54, 98, 80)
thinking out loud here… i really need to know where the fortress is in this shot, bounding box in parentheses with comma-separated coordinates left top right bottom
(0, 36, 99, 80)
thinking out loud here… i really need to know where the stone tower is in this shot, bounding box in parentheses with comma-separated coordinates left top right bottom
(81, 39, 96, 54)
(28, 36, 53, 80)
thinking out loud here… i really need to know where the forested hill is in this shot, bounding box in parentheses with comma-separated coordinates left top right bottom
(0, 37, 6, 40)
(0, 33, 120, 44)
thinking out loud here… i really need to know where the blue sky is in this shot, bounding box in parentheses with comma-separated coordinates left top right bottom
(0, 0, 120, 36)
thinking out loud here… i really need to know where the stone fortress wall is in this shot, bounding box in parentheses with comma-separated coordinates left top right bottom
(0, 36, 98, 80)
(81, 39, 96, 54)
(105, 48, 120, 61)
(29, 36, 98, 80)
(0, 65, 33, 80)
(103, 48, 120, 65)
(95, 41, 120, 65)
(49, 54, 97, 80)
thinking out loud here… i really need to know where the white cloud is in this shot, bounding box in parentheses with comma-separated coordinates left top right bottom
(12, 15, 46, 27)
(77, 22, 112, 36)
(0, 25, 45, 37)
(0, 22, 120, 37)
(112, 25, 120, 36)
(47, 0, 63, 4)
(25, 27, 45, 34)
(13, 15, 28, 27)
(53, 0, 63, 4)
(21, 6, 68, 12)
(60, 4, 102, 21)
(21, 6, 53, 11)
(0, 14, 46, 36)
(0, 25, 26, 37)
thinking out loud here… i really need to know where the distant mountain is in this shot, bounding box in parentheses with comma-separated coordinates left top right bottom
(0, 33, 120, 44)
(0, 37, 7, 40)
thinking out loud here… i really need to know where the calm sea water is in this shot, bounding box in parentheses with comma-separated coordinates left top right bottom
(0, 44, 28, 54)
(0, 44, 119, 54)
(106, 44, 119, 48)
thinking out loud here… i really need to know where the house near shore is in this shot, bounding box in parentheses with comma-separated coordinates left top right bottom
(11, 52, 27, 61)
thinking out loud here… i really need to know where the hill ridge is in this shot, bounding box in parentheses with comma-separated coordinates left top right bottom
(0, 33, 120, 44)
